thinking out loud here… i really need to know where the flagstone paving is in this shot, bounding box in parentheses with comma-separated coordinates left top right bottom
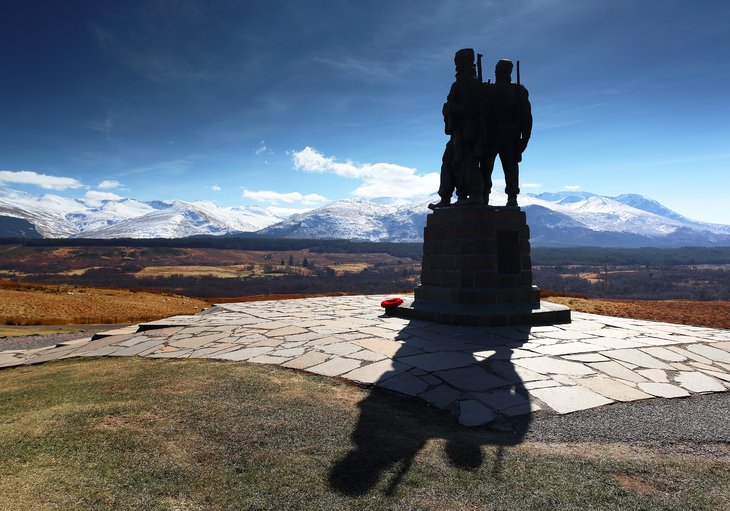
(2, 295, 730, 426)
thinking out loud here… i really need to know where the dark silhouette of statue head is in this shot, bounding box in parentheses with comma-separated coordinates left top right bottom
(454, 48, 476, 79)
(495, 59, 513, 83)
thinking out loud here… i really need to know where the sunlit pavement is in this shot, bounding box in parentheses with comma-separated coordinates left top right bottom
(2, 295, 729, 426)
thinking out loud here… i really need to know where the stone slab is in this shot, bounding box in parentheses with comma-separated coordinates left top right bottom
(637, 382, 691, 398)
(686, 344, 730, 364)
(396, 352, 479, 372)
(675, 371, 726, 393)
(308, 357, 362, 377)
(472, 389, 535, 416)
(419, 385, 461, 410)
(281, 351, 330, 370)
(342, 359, 409, 384)
(513, 356, 596, 376)
(575, 376, 652, 402)
(531, 386, 614, 414)
(377, 372, 429, 396)
(588, 361, 648, 383)
(434, 366, 512, 391)
(459, 400, 497, 426)
(600, 349, 673, 370)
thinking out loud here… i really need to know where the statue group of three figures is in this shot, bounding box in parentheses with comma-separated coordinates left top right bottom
(430, 48, 533, 210)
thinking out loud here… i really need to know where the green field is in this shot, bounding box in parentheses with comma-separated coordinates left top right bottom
(1, 357, 728, 510)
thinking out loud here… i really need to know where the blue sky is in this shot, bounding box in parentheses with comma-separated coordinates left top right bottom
(1, 0, 729, 223)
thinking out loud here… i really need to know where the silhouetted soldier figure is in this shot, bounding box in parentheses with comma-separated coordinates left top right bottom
(481, 59, 532, 207)
(430, 49, 483, 209)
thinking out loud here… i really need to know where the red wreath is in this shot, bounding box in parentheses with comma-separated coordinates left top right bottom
(380, 297, 404, 308)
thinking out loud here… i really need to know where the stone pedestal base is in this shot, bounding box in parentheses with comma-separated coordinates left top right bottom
(387, 297, 570, 327)
(390, 205, 570, 326)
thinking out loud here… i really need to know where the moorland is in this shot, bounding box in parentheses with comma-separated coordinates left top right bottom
(0, 237, 729, 329)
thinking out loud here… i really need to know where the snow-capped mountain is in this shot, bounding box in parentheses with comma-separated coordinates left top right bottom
(2, 186, 730, 247)
(260, 190, 730, 247)
(80, 200, 281, 239)
(0, 187, 283, 239)
(259, 198, 396, 241)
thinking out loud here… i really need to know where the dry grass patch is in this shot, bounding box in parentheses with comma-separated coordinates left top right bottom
(614, 474, 658, 496)
(134, 264, 255, 278)
(544, 295, 730, 329)
(0, 281, 209, 325)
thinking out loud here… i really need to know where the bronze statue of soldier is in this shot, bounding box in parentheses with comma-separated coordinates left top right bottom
(429, 48, 484, 209)
(480, 59, 532, 207)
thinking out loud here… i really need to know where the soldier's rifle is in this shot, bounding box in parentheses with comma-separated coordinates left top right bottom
(515, 59, 524, 162)
(476, 52, 486, 162)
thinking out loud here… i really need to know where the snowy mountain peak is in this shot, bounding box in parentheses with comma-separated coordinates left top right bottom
(1, 186, 729, 246)
(0, 187, 284, 239)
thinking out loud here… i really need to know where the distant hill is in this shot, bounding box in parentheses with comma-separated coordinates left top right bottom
(2, 186, 730, 247)
(260, 191, 730, 248)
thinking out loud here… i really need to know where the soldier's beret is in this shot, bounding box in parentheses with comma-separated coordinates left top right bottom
(495, 59, 513, 75)
(454, 48, 475, 66)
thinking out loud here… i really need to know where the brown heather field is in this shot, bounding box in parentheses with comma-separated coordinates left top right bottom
(0, 281, 209, 325)
(544, 296, 730, 330)
(0, 279, 728, 330)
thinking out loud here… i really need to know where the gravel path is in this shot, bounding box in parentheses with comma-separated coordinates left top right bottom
(526, 392, 730, 458)
(0, 326, 124, 351)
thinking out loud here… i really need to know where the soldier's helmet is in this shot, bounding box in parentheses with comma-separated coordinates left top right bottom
(454, 48, 475, 72)
(495, 59, 513, 80)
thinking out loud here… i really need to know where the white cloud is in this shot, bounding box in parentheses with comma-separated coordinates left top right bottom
(255, 140, 273, 155)
(522, 182, 542, 189)
(98, 179, 122, 189)
(242, 188, 327, 205)
(0, 170, 84, 190)
(85, 190, 122, 201)
(564, 185, 582, 191)
(292, 146, 439, 199)
(211, 185, 222, 192)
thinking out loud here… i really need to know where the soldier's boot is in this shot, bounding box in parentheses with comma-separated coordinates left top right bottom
(428, 195, 452, 210)
(506, 195, 519, 207)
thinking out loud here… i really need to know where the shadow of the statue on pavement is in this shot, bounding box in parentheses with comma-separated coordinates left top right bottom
(329, 319, 533, 496)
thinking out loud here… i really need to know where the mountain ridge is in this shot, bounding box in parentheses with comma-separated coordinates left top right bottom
(1, 186, 729, 247)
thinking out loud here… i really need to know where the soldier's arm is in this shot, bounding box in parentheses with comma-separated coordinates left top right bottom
(446, 82, 475, 117)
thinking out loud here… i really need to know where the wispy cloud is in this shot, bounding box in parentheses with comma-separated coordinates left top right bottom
(119, 158, 194, 176)
(0, 170, 84, 190)
(311, 55, 406, 82)
(564, 185, 582, 191)
(86, 114, 116, 139)
(210, 184, 222, 192)
(522, 182, 542, 189)
(255, 141, 273, 155)
(292, 146, 438, 199)
(242, 188, 327, 205)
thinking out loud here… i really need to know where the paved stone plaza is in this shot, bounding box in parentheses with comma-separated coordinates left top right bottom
(2, 295, 730, 426)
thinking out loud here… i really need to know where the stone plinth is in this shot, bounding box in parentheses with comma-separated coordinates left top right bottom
(390, 206, 570, 326)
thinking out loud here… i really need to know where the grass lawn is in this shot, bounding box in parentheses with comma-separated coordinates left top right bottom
(1, 357, 728, 510)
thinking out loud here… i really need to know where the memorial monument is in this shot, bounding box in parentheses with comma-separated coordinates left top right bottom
(392, 49, 571, 326)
